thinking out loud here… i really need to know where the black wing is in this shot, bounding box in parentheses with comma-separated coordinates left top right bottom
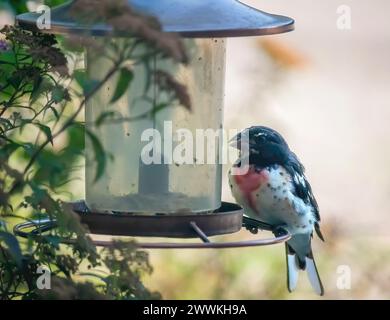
(285, 153, 324, 241)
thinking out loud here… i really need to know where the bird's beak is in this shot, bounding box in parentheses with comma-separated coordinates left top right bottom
(229, 132, 250, 152)
(229, 134, 239, 148)
(229, 133, 242, 149)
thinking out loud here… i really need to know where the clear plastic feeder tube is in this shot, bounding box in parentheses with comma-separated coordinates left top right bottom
(85, 38, 226, 214)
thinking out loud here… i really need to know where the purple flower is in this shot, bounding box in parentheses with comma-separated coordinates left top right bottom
(0, 39, 9, 51)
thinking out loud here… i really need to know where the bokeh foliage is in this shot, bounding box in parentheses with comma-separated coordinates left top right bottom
(0, 0, 189, 299)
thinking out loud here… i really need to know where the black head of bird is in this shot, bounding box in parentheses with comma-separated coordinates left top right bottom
(230, 126, 292, 168)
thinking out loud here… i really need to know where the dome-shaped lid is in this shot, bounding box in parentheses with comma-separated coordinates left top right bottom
(16, 0, 294, 38)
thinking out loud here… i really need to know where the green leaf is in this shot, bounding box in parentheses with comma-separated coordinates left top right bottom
(95, 111, 120, 127)
(151, 103, 169, 116)
(141, 58, 152, 94)
(48, 105, 60, 119)
(6, 0, 29, 14)
(30, 75, 43, 104)
(0, 231, 23, 268)
(74, 69, 99, 96)
(110, 67, 133, 103)
(44, 0, 68, 8)
(9, 71, 23, 89)
(0, 51, 16, 64)
(52, 85, 67, 103)
(0, 140, 22, 160)
(44, 235, 62, 249)
(30, 76, 54, 104)
(86, 129, 106, 182)
(73, 69, 87, 89)
(67, 122, 85, 153)
(34, 123, 53, 145)
(0, 117, 13, 130)
(21, 142, 35, 157)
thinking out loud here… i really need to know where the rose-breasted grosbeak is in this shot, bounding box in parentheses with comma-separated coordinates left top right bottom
(228, 126, 324, 295)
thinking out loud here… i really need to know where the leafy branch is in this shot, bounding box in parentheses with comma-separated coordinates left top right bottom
(0, 0, 191, 300)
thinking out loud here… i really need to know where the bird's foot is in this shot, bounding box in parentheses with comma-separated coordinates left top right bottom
(242, 216, 273, 234)
(245, 225, 259, 234)
(272, 225, 288, 237)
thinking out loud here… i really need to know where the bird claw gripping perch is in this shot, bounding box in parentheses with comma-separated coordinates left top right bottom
(245, 226, 259, 234)
(242, 216, 288, 237)
(242, 216, 274, 233)
(272, 225, 289, 238)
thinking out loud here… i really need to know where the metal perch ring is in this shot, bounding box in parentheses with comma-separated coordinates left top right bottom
(13, 219, 291, 249)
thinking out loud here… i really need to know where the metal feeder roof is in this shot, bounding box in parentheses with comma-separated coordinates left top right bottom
(16, 0, 294, 37)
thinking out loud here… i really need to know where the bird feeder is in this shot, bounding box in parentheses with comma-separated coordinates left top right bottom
(15, 0, 294, 247)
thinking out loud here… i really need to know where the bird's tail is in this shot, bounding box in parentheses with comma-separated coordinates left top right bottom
(285, 243, 324, 296)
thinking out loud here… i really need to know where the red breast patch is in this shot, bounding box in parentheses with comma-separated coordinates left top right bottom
(233, 166, 269, 213)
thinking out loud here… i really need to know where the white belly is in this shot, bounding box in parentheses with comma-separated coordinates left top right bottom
(229, 165, 316, 235)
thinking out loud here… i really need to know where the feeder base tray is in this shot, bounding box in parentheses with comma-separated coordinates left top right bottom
(13, 201, 291, 249)
(72, 200, 243, 238)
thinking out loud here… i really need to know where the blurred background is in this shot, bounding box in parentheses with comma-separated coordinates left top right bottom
(1, 0, 390, 299)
